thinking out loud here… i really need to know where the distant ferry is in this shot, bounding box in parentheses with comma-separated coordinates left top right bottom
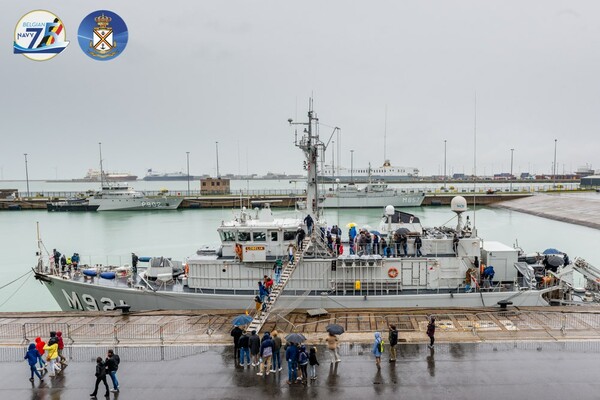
(320, 160, 419, 182)
(143, 169, 199, 181)
(72, 169, 137, 182)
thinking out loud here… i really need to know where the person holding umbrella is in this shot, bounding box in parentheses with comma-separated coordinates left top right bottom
(326, 332, 341, 364)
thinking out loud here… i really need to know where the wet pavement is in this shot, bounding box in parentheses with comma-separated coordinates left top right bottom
(1, 341, 600, 399)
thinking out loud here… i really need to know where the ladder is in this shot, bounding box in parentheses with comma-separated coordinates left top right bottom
(246, 236, 312, 333)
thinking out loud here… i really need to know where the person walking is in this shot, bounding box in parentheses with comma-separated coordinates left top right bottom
(287, 243, 295, 264)
(326, 332, 341, 363)
(427, 316, 436, 349)
(296, 227, 306, 249)
(231, 325, 244, 361)
(414, 235, 423, 257)
(304, 214, 314, 235)
(43, 333, 61, 377)
(285, 341, 299, 385)
(308, 347, 319, 380)
(372, 332, 384, 369)
(257, 332, 274, 376)
(90, 356, 109, 398)
(56, 331, 67, 366)
(105, 349, 120, 393)
(24, 343, 43, 383)
(273, 259, 283, 284)
(298, 345, 309, 384)
(388, 324, 398, 362)
(271, 330, 282, 372)
(249, 330, 261, 367)
(34, 337, 46, 370)
(238, 332, 251, 366)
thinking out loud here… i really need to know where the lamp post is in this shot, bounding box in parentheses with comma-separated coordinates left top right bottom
(215, 141, 220, 178)
(186, 151, 190, 196)
(24, 153, 30, 198)
(350, 149, 354, 184)
(553, 139, 557, 189)
(510, 148, 514, 192)
(443, 139, 447, 188)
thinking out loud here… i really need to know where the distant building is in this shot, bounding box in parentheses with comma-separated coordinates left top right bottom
(200, 177, 231, 195)
(580, 175, 600, 188)
(452, 173, 466, 180)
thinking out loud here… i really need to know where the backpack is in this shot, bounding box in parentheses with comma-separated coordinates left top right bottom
(299, 351, 308, 364)
(378, 340, 384, 353)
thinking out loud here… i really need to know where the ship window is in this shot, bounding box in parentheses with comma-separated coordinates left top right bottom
(270, 232, 278, 241)
(253, 231, 266, 242)
(238, 231, 251, 242)
(283, 231, 296, 241)
(220, 231, 236, 242)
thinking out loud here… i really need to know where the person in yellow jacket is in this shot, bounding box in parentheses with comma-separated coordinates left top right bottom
(43, 332, 61, 377)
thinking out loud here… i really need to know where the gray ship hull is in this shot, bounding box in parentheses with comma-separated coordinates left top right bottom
(38, 273, 551, 312)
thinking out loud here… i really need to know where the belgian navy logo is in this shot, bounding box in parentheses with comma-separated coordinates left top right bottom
(13, 10, 69, 61)
(78, 10, 128, 61)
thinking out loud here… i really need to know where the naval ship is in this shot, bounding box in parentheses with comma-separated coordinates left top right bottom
(33, 104, 594, 314)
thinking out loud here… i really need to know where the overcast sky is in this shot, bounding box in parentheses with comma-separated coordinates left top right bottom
(1, 0, 599, 180)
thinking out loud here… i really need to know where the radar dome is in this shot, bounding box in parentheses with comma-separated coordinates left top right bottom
(450, 196, 468, 213)
(385, 205, 395, 216)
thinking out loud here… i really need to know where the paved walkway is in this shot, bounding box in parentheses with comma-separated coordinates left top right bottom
(493, 193, 600, 229)
(2, 342, 600, 399)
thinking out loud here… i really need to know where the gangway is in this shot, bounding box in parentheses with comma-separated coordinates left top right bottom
(246, 235, 313, 333)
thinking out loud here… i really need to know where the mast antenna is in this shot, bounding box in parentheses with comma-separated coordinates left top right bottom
(384, 105, 387, 162)
(98, 142, 104, 187)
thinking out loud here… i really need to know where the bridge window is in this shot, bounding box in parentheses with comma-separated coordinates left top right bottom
(253, 231, 266, 242)
(270, 232, 278, 241)
(220, 231, 236, 242)
(284, 231, 296, 241)
(238, 231, 251, 242)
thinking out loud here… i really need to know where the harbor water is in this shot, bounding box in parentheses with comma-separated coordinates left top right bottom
(1, 193, 600, 312)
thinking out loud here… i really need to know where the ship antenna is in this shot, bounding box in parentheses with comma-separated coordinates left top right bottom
(472, 92, 477, 235)
(98, 142, 104, 188)
(383, 105, 387, 163)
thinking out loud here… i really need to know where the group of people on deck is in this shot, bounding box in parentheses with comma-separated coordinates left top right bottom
(52, 249, 81, 273)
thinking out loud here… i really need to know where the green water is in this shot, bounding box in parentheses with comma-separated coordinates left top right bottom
(1, 206, 599, 312)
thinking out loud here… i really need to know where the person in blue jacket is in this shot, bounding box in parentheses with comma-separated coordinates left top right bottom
(24, 343, 43, 383)
(285, 341, 298, 385)
(372, 332, 383, 369)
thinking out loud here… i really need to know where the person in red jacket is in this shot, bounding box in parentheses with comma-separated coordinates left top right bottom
(34, 337, 46, 370)
(56, 331, 67, 365)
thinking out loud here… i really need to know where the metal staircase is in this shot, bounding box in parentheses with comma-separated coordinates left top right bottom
(246, 236, 312, 333)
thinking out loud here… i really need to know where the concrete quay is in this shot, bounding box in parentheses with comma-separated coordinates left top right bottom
(492, 193, 600, 230)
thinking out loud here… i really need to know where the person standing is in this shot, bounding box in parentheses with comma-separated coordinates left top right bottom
(131, 253, 139, 275)
(326, 332, 341, 363)
(427, 316, 436, 349)
(238, 332, 251, 366)
(414, 235, 423, 257)
(90, 356, 109, 398)
(105, 349, 120, 393)
(231, 325, 244, 361)
(372, 332, 383, 369)
(388, 325, 398, 362)
(24, 343, 43, 383)
(298, 345, 309, 384)
(304, 214, 314, 235)
(271, 330, 282, 372)
(52, 249, 61, 270)
(452, 234, 459, 256)
(71, 253, 80, 270)
(285, 341, 299, 385)
(257, 332, 274, 376)
(60, 254, 67, 272)
(308, 347, 319, 380)
(249, 330, 261, 367)
(400, 234, 408, 257)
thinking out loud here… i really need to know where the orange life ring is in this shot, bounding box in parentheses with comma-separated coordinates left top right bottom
(388, 267, 399, 278)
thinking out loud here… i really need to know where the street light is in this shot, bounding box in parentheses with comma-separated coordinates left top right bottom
(186, 151, 190, 196)
(443, 140, 447, 188)
(510, 148, 514, 192)
(350, 149, 354, 184)
(24, 153, 30, 198)
(215, 141, 220, 178)
(553, 139, 557, 189)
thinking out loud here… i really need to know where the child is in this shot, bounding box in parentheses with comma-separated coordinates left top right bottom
(24, 343, 43, 383)
(308, 347, 319, 380)
(298, 345, 309, 384)
(43, 333, 61, 377)
(372, 332, 383, 369)
(90, 357, 109, 398)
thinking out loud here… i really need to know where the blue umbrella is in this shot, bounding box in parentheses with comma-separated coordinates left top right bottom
(543, 248, 561, 255)
(232, 314, 253, 326)
(370, 230, 381, 236)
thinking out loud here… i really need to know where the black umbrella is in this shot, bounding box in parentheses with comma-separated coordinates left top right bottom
(395, 228, 410, 235)
(326, 324, 345, 335)
(547, 255, 563, 268)
(285, 333, 307, 343)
